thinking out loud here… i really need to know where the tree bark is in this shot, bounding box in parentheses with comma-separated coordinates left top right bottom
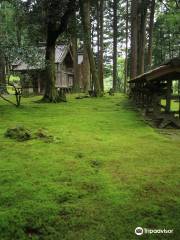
(99, 0, 104, 92)
(113, 0, 118, 91)
(124, 0, 129, 93)
(80, 0, 101, 96)
(71, 12, 80, 93)
(42, 0, 76, 102)
(0, 52, 7, 93)
(97, 1, 100, 56)
(137, 0, 149, 75)
(43, 22, 67, 102)
(82, 46, 91, 92)
(147, 0, 155, 68)
(130, 0, 138, 79)
(43, 28, 59, 102)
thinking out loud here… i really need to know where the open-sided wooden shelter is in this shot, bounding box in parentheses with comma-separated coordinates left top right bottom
(129, 58, 180, 128)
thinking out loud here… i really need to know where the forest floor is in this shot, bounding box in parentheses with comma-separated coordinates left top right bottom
(0, 94, 180, 240)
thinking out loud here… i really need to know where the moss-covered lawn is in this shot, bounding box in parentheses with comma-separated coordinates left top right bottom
(0, 94, 180, 240)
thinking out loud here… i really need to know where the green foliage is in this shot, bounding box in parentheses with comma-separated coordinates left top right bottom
(104, 57, 126, 92)
(0, 1, 19, 65)
(153, 6, 180, 66)
(104, 76, 112, 91)
(117, 56, 125, 91)
(0, 1, 45, 76)
(0, 94, 180, 239)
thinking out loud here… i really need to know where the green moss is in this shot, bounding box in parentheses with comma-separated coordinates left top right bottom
(0, 94, 180, 239)
(5, 126, 32, 141)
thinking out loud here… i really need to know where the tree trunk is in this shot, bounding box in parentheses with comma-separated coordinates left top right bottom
(83, 46, 91, 93)
(43, 24, 65, 102)
(113, 0, 118, 91)
(71, 12, 80, 93)
(42, 0, 76, 102)
(0, 52, 7, 93)
(130, 0, 138, 79)
(97, 1, 100, 57)
(43, 41, 57, 102)
(137, 0, 149, 75)
(80, 0, 101, 96)
(72, 37, 79, 93)
(147, 0, 155, 68)
(124, 0, 129, 93)
(99, 0, 104, 92)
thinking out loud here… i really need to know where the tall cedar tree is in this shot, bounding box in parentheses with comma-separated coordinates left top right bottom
(98, 0, 104, 91)
(147, 0, 155, 68)
(137, 0, 149, 75)
(82, 47, 91, 92)
(70, 11, 80, 93)
(124, 0, 129, 93)
(79, 0, 101, 96)
(130, 0, 138, 79)
(113, 0, 118, 91)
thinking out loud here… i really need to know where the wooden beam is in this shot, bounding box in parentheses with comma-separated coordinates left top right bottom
(165, 80, 172, 113)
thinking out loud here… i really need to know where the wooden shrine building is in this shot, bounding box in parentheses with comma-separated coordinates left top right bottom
(12, 45, 74, 94)
(129, 58, 180, 128)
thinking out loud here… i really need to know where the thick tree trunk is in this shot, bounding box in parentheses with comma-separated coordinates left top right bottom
(99, 0, 104, 92)
(43, 40, 58, 102)
(130, 0, 138, 79)
(147, 0, 155, 68)
(80, 0, 101, 96)
(43, 24, 65, 102)
(42, 0, 76, 102)
(113, 0, 118, 91)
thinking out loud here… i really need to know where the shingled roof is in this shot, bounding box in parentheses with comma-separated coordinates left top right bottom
(129, 58, 180, 83)
(12, 45, 70, 71)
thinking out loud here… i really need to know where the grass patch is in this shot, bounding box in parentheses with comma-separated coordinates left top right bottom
(0, 94, 180, 239)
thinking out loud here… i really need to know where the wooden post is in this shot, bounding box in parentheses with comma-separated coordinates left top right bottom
(165, 80, 172, 113)
(38, 73, 41, 94)
(153, 93, 161, 116)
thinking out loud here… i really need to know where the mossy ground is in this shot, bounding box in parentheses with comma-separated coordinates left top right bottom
(0, 94, 180, 240)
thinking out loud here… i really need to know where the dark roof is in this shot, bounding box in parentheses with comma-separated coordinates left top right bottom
(129, 58, 180, 83)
